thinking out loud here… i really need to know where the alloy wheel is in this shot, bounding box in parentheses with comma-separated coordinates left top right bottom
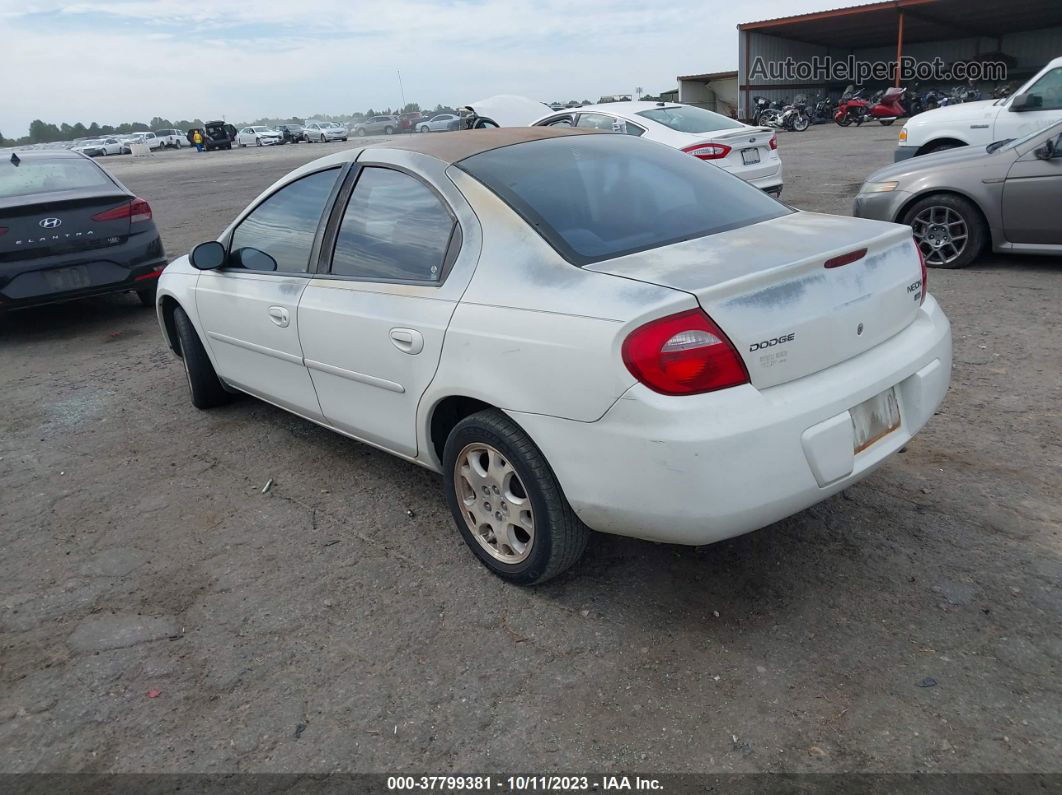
(454, 443, 535, 564)
(911, 206, 968, 266)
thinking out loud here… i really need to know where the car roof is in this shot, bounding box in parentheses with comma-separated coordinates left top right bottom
(363, 126, 598, 164)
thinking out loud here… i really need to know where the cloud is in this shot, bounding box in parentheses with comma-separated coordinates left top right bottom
(0, 0, 829, 135)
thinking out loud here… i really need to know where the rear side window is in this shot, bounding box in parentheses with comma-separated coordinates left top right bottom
(636, 105, 744, 134)
(229, 168, 340, 272)
(458, 134, 788, 265)
(330, 167, 455, 282)
(0, 158, 112, 198)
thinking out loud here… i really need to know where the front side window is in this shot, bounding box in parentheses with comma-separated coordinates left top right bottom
(330, 167, 455, 282)
(1024, 68, 1062, 110)
(458, 134, 788, 266)
(229, 168, 340, 273)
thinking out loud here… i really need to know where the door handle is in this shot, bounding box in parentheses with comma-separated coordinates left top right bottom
(390, 327, 424, 355)
(268, 306, 290, 328)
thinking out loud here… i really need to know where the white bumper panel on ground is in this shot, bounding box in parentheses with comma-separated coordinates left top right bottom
(510, 295, 951, 545)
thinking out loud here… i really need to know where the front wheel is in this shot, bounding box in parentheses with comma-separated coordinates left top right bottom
(835, 115, 852, 127)
(419, 125, 430, 133)
(792, 114, 810, 132)
(173, 307, 231, 409)
(384, 126, 394, 135)
(902, 193, 986, 269)
(356, 128, 367, 137)
(256, 138, 263, 146)
(443, 410, 589, 585)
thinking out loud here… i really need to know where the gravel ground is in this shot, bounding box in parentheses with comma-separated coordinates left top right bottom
(1, 126, 1060, 774)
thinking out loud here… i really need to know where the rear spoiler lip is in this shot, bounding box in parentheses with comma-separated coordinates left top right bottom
(0, 188, 132, 212)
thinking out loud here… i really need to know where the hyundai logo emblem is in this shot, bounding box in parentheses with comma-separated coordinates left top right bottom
(39, 217, 62, 229)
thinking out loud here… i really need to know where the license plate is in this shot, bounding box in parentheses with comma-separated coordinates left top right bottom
(741, 147, 761, 165)
(44, 266, 91, 291)
(850, 387, 901, 453)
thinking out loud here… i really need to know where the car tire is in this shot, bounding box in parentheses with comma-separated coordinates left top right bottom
(256, 138, 263, 147)
(901, 193, 986, 269)
(173, 306, 231, 410)
(356, 128, 367, 137)
(340, 137, 347, 142)
(136, 285, 156, 307)
(880, 119, 896, 126)
(384, 126, 394, 135)
(419, 125, 429, 133)
(443, 409, 589, 585)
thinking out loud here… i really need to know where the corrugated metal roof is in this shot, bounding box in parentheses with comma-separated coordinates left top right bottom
(676, 70, 739, 82)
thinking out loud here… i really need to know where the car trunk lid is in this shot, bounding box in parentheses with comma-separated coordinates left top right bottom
(586, 212, 924, 389)
(0, 189, 133, 262)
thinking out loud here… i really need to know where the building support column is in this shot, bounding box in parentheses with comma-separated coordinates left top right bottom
(895, 10, 905, 87)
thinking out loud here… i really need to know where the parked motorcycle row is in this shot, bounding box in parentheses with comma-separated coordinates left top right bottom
(755, 81, 1012, 132)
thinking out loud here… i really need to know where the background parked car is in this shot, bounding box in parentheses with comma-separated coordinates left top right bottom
(418, 113, 459, 133)
(353, 115, 398, 136)
(127, 132, 163, 151)
(72, 138, 124, 157)
(855, 119, 1062, 267)
(275, 124, 305, 143)
(154, 129, 186, 149)
(531, 101, 783, 195)
(399, 112, 424, 133)
(188, 121, 237, 151)
(303, 121, 348, 142)
(236, 126, 283, 147)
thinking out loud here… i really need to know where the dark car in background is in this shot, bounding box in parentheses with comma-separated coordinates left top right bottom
(187, 121, 237, 151)
(398, 112, 424, 133)
(275, 124, 305, 143)
(0, 151, 166, 311)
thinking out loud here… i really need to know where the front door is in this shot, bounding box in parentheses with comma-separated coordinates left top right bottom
(196, 167, 343, 417)
(297, 164, 465, 457)
(996, 66, 1062, 141)
(1002, 131, 1062, 245)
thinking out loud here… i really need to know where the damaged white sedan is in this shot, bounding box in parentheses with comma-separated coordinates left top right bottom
(156, 128, 951, 585)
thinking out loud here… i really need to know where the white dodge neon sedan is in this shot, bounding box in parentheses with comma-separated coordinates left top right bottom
(156, 128, 951, 585)
(531, 102, 784, 195)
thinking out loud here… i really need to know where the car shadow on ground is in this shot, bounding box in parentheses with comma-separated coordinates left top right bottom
(0, 293, 152, 343)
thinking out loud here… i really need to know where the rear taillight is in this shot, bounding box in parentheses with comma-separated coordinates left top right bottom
(0, 227, 7, 236)
(769, 134, 778, 150)
(93, 197, 152, 223)
(622, 309, 749, 396)
(917, 243, 927, 305)
(682, 142, 732, 161)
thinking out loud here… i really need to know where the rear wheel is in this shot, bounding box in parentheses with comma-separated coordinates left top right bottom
(384, 126, 394, 135)
(902, 193, 986, 269)
(443, 410, 589, 585)
(792, 114, 810, 131)
(173, 307, 231, 409)
(356, 128, 367, 137)
(136, 285, 156, 307)
(880, 118, 896, 126)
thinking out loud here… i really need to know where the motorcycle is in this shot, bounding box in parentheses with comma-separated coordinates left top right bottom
(867, 86, 907, 126)
(785, 95, 811, 132)
(752, 96, 785, 128)
(833, 85, 868, 127)
(811, 95, 835, 124)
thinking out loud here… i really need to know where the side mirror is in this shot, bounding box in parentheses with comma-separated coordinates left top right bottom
(190, 240, 227, 270)
(1010, 93, 1042, 112)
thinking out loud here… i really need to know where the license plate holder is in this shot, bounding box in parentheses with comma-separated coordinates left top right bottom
(850, 387, 901, 453)
(741, 147, 761, 166)
(45, 266, 91, 291)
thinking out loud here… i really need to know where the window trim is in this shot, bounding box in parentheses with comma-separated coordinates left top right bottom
(313, 163, 463, 287)
(222, 164, 348, 276)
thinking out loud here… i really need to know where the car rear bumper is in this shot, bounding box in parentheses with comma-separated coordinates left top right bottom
(0, 230, 166, 310)
(512, 295, 951, 545)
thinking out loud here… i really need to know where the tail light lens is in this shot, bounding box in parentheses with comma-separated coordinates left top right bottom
(917, 242, 927, 305)
(622, 309, 749, 396)
(0, 227, 7, 236)
(769, 134, 778, 150)
(93, 197, 153, 223)
(682, 142, 731, 161)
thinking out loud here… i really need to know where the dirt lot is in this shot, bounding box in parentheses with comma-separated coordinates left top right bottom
(1, 126, 1060, 775)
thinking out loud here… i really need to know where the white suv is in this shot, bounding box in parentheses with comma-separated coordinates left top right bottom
(896, 56, 1062, 159)
(154, 129, 186, 148)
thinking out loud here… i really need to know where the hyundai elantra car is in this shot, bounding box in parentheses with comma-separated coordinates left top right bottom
(155, 128, 951, 585)
(531, 102, 784, 195)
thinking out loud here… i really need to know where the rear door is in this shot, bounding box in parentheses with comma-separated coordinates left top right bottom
(1002, 131, 1062, 244)
(195, 167, 343, 416)
(297, 161, 471, 456)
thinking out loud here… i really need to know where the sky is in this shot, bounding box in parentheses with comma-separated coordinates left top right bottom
(0, 0, 834, 136)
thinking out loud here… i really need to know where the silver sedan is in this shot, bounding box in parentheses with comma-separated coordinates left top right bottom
(855, 120, 1062, 268)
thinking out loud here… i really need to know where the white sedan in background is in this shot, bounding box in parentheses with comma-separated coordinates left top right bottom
(236, 126, 283, 147)
(73, 137, 125, 156)
(156, 128, 949, 585)
(304, 121, 348, 142)
(532, 101, 784, 195)
(418, 113, 459, 133)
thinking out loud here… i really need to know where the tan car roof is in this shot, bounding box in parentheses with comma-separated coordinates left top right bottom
(364, 126, 599, 164)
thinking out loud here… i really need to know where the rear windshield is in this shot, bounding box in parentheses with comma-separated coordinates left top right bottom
(0, 158, 112, 199)
(457, 134, 788, 265)
(636, 105, 745, 134)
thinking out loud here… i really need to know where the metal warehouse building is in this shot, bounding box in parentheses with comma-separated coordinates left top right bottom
(735, 0, 1062, 121)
